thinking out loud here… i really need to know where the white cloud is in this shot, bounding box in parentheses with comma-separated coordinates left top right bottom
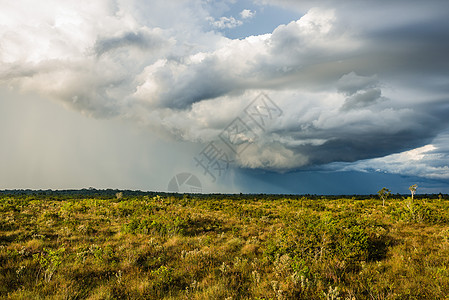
(240, 9, 255, 19)
(207, 8, 256, 30)
(207, 16, 242, 29)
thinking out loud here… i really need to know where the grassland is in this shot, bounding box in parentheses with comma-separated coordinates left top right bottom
(1, 193, 449, 299)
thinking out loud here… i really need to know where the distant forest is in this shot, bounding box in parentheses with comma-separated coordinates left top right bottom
(0, 189, 447, 200)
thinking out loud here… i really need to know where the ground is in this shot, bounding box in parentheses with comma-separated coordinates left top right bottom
(1, 193, 449, 299)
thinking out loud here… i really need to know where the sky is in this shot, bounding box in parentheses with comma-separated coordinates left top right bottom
(1, 0, 448, 194)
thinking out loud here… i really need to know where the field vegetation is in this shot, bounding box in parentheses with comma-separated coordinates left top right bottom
(1, 191, 449, 299)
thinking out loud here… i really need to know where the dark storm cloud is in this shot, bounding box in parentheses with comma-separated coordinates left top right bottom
(340, 88, 383, 111)
(337, 72, 379, 96)
(325, 129, 449, 182)
(261, 99, 449, 169)
(1, 0, 448, 176)
(155, 56, 243, 110)
(337, 72, 385, 111)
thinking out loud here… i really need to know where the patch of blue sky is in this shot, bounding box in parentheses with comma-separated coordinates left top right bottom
(206, 0, 303, 39)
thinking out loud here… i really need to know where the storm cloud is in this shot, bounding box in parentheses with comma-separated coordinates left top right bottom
(1, 0, 448, 180)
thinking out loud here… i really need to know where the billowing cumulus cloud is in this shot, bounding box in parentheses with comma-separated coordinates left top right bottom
(1, 0, 448, 180)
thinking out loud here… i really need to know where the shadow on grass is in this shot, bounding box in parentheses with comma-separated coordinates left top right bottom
(183, 216, 226, 236)
(368, 233, 396, 262)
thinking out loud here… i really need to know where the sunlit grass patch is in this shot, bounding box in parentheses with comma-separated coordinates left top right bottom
(1, 194, 449, 298)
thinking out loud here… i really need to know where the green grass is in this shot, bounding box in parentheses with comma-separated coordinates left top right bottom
(1, 194, 449, 299)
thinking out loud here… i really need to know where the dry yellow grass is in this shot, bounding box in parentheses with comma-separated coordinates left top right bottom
(1, 194, 449, 299)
